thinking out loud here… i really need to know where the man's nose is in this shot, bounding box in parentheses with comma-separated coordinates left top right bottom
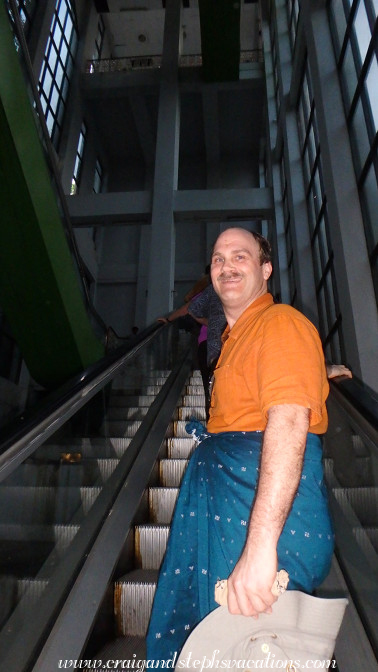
(221, 256, 235, 272)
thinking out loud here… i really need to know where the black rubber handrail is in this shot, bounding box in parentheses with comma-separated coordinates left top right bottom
(0, 344, 194, 672)
(329, 375, 378, 431)
(0, 322, 165, 480)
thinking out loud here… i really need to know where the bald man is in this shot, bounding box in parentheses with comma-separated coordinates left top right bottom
(147, 229, 333, 663)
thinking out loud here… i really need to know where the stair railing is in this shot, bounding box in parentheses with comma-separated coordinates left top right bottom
(324, 377, 378, 664)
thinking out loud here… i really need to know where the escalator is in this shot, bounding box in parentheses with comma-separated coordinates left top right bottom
(0, 323, 377, 672)
(0, 322, 193, 670)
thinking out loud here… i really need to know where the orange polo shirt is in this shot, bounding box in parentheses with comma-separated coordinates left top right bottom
(207, 293, 329, 434)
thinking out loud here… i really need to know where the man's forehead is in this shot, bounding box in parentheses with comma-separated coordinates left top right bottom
(213, 229, 258, 253)
(212, 245, 253, 256)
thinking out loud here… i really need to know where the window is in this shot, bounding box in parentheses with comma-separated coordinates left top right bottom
(297, 57, 345, 363)
(280, 155, 298, 306)
(6, 0, 37, 44)
(93, 15, 105, 61)
(328, 0, 378, 298)
(270, 18, 281, 116)
(38, 0, 78, 150)
(286, 0, 301, 53)
(93, 158, 103, 193)
(71, 122, 87, 195)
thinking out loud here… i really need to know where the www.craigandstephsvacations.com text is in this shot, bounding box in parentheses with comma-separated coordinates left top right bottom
(58, 652, 338, 670)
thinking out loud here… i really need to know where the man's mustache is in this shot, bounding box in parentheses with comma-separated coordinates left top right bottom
(217, 271, 242, 281)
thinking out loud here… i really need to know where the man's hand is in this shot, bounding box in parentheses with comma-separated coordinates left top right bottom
(326, 364, 352, 380)
(227, 542, 278, 617)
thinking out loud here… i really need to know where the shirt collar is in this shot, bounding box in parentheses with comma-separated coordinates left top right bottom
(221, 293, 274, 344)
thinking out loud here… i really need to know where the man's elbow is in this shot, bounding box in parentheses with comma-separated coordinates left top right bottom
(267, 404, 310, 433)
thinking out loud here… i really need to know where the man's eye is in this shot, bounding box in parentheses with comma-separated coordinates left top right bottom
(212, 257, 222, 264)
(235, 255, 245, 261)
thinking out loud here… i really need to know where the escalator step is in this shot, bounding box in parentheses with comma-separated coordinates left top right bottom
(148, 487, 179, 524)
(99, 420, 142, 437)
(0, 522, 79, 549)
(83, 637, 146, 670)
(177, 406, 206, 421)
(0, 576, 49, 633)
(106, 406, 179, 422)
(167, 438, 196, 459)
(363, 527, 378, 553)
(333, 487, 378, 526)
(0, 523, 79, 577)
(111, 384, 167, 395)
(185, 385, 205, 395)
(106, 407, 150, 421)
(33, 438, 132, 460)
(114, 569, 158, 637)
(109, 394, 157, 407)
(0, 486, 101, 525)
(323, 458, 339, 487)
(189, 372, 203, 382)
(135, 525, 170, 569)
(351, 434, 370, 456)
(182, 394, 206, 407)
(352, 526, 378, 560)
(173, 420, 203, 438)
(3, 458, 119, 487)
(159, 459, 188, 487)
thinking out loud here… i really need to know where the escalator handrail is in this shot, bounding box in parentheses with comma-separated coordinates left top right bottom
(330, 375, 377, 427)
(0, 322, 165, 481)
(0, 344, 194, 672)
(329, 376, 378, 451)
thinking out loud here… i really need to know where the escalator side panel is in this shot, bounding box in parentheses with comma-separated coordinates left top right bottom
(0, 2, 104, 388)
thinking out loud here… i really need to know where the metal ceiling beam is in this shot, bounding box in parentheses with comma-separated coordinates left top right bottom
(174, 187, 273, 219)
(68, 187, 274, 225)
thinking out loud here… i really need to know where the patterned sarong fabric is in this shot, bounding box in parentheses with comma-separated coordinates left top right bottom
(146, 428, 334, 663)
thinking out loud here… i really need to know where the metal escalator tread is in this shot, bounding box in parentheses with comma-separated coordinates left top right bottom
(185, 385, 205, 395)
(99, 420, 143, 437)
(135, 524, 170, 569)
(4, 458, 119, 487)
(167, 437, 197, 459)
(0, 523, 80, 577)
(182, 394, 206, 406)
(33, 438, 133, 460)
(106, 406, 151, 420)
(173, 420, 200, 437)
(148, 486, 180, 525)
(177, 405, 206, 420)
(332, 486, 378, 527)
(109, 394, 158, 407)
(89, 370, 204, 660)
(159, 458, 189, 487)
(0, 486, 101, 525)
(114, 569, 159, 637)
(83, 636, 146, 671)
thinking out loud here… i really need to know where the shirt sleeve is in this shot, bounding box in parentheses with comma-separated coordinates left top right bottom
(254, 311, 329, 428)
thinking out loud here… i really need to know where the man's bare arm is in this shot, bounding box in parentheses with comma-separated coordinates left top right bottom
(227, 404, 310, 617)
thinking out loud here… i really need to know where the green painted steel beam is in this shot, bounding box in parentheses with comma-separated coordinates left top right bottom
(0, 4, 104, 388)
(199, 0, 241, 82)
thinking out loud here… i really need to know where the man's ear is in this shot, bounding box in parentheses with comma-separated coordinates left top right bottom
(263, 262, 273, 280)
